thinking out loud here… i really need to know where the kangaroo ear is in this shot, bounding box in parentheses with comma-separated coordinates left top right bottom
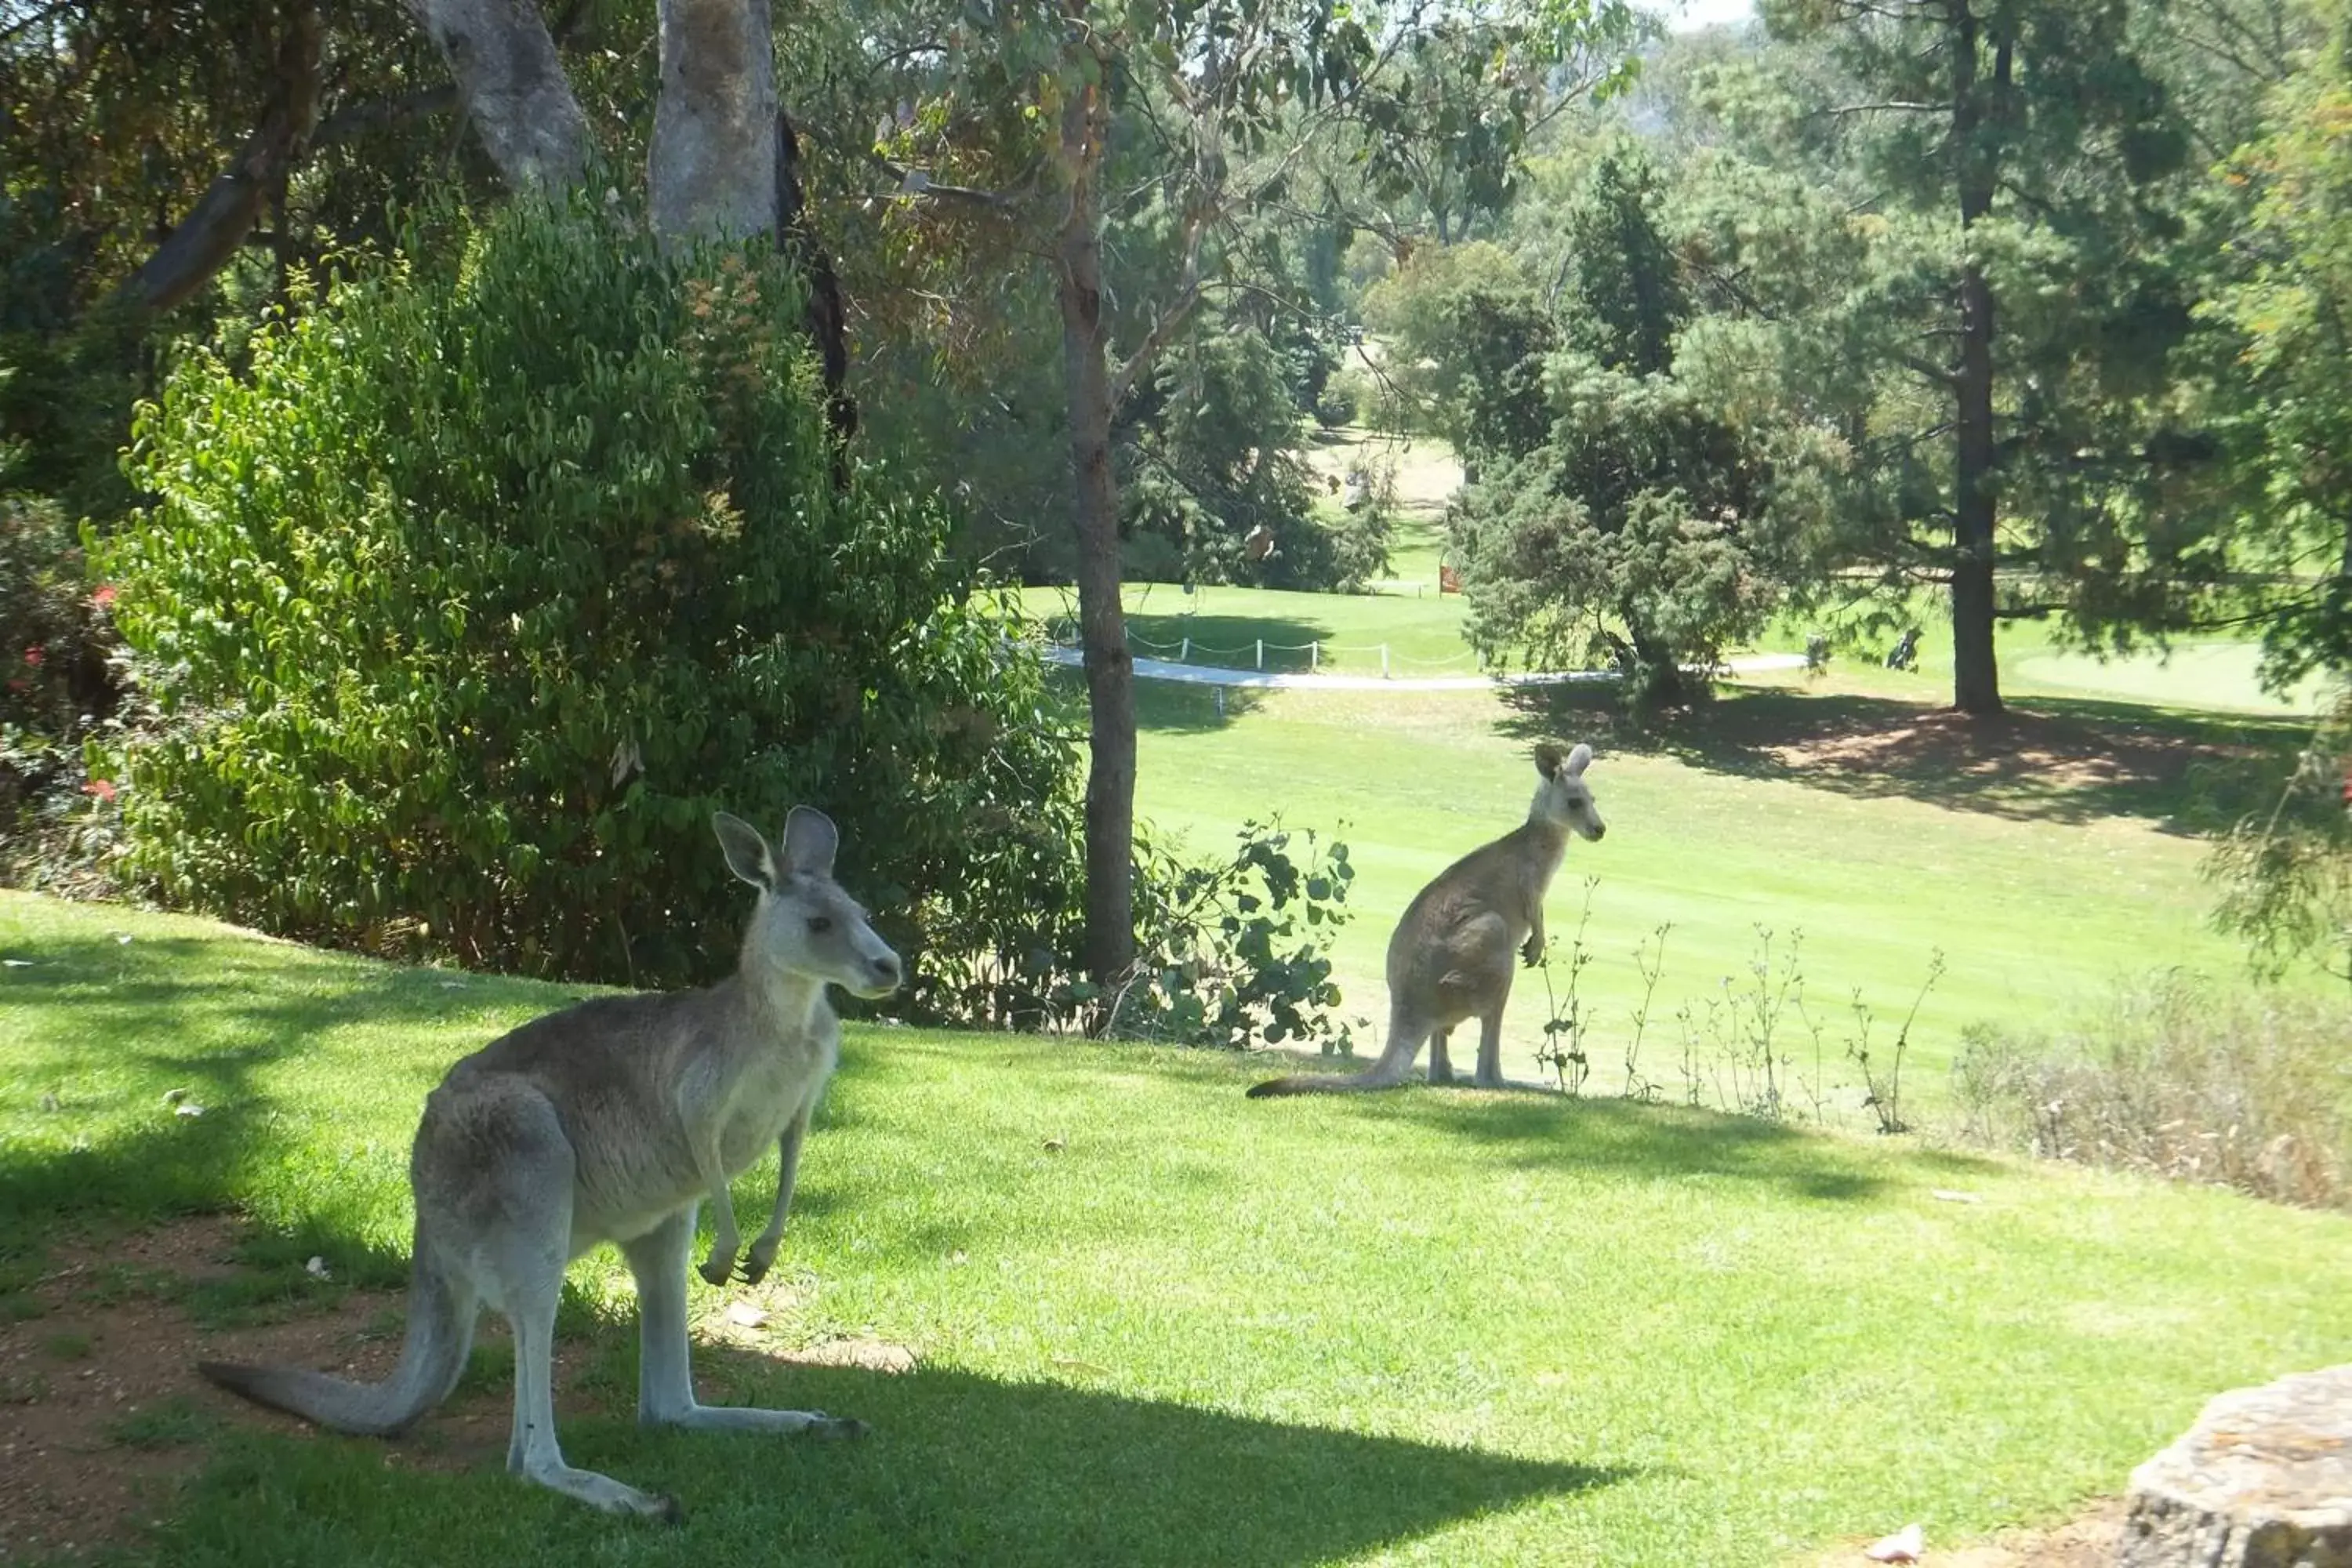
(780, 805, 839, 878)
(1563, 742, 1593, 778)
(1534, 742, 1566, 780)
(713, 811, 777, 890)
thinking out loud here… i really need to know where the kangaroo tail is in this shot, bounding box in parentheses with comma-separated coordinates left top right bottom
(1247, 1013, 1426, 1098)
(199, 1238, 474, 1439)
(1246, 1065, 1415, 1098)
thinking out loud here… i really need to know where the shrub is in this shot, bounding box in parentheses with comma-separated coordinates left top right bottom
(1118, 819, 1356, 1054)
(0, 485, 118, 832)
(100, 196, 1086, 1000)
(1951, 974, 2352, 1211)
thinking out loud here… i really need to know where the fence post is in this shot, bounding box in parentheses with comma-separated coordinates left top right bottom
(1255, 639, 1264, 670)
(1381, 644, 1390, 678)
(1180, 636, 1189, 662)
(1311, 641, 1320, 672)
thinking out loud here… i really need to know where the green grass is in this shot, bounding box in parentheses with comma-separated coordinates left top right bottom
(104, 1395, 227, 1451)
(1116, 659, 2317, 1112)
(6, 891, 2352, 1566)
(1019, 580, 1476, 677)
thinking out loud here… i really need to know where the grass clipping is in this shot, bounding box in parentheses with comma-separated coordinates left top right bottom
(1954, 975, 2352, 1210)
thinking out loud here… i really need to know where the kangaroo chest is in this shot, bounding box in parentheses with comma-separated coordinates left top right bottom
(713, 1021, 839, 1176)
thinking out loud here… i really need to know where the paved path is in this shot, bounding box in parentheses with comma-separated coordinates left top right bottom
(1040, 646, 1811, 692)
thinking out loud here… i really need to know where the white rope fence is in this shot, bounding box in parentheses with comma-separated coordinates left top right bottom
(1041, 625, 1487, 678)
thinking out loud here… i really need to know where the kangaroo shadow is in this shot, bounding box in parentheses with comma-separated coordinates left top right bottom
(162, 1347, 1626, 1567)
(1496, 683, 2308, 833)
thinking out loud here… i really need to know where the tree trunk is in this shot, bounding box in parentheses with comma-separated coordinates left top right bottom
(403, 0, 589, 194)
(651, 0, 777, 245)
(1949, 1, 2004, 716)
(1058, 65, 1138, 984)
(775, 107, 857, 470)
(118, 0, 320, 314)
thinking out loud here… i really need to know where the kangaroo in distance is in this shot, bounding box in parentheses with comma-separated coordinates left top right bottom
(199, 807, 902, 1521)
(1248, 742, 1606, 1098)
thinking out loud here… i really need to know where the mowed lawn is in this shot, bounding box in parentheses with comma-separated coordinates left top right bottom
(5, 891, 2352, 1567)
(1106, 600, 2320, 1115)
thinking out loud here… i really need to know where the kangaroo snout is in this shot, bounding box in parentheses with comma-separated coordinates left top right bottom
(862, 951, 903, 996)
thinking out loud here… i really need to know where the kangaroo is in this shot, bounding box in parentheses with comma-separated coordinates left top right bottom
(198, 807, 901, 1521)
(1247, 742, 1605, 1098)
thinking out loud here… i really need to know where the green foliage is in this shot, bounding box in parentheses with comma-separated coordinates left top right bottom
(1454, 362, 1806, 705)
(2205, 690, 2352, 986)
(1117, 819, 1357, 1054)
(1123, 325, 1382, 591)
(1362, 241, 1556, 464)
(100, 197, 1086, 1000)
(0, 480, 118, 823)
(2187, 6, 2352, 691)
(1553, 146, 1689, 379)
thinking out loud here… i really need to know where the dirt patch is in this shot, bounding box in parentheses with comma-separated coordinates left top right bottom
(0, 1218, 556, 1558)
(0, 1218, 920, 1559)
(0, 1218, 390, 1557)
(1764, 707, 2204, 800)
(1802, 1501, 2125, 1566)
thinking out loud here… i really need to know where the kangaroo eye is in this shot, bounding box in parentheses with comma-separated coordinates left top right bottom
(807, 916, 834, 935)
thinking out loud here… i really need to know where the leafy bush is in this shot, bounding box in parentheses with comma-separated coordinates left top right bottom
(0, 484, 118, 832)
(919, 816, 1359, 1054)
(101, 196, 1086, 1000)
(1951, 975, 2352, 1211)
(1118, 819, 1356, 1054)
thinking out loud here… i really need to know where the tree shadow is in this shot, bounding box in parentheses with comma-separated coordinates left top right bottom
(1497, 683, 2309, 834)
(1122, 607, 1335, 672)
(1239, 1057, 2011, 1201)
(154, 1344, 1625, 1567)
(0, 928, 589, 1273)
(1131, 677, 1269, 733)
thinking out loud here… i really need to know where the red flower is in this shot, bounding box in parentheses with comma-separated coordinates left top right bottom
(92, 584, 118, 609)
(83, 779, 118, 802)
(21, 645, 43, 668)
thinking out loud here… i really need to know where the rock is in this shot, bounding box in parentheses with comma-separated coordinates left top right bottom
(2117, 1364, 2352, 1567)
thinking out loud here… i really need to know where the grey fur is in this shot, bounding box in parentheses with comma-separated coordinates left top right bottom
(1247, 742, 1605, 1098)
(198, 806, 901, 1520)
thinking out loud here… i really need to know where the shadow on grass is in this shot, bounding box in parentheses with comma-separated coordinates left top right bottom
(1123, 608, 1334, 673)
(1497, 682, 2308, 833)
(1132, 677, 1269, 733)
(0, 928, 580, 1269)
(1245, 1064, 2009, 1201)
(151, 1352, 1624, 1568)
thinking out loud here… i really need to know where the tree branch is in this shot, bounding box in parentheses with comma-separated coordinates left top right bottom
(1108, 200, 1209, 408)
(114, 0, 321, 315)
(309, 85, 461, 151)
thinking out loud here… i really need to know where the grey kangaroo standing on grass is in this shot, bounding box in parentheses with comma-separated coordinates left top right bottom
(1248, 742, 1605, 1098)
(199, 807, 900, 1522)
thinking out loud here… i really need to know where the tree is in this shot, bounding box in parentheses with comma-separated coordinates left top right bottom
(855, 0, 1641, 980)
(2190, 0, 2352, 691)
(1759, 0, 2193, 715)
(1453, 145, 1831, 703)
(1362, 240, 1557, 471)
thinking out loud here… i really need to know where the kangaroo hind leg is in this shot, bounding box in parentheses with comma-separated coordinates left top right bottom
(1474, 1007, 1506, 1089)
(619, 1210, 865, 1440)
(445, 1085, 680, 1521)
